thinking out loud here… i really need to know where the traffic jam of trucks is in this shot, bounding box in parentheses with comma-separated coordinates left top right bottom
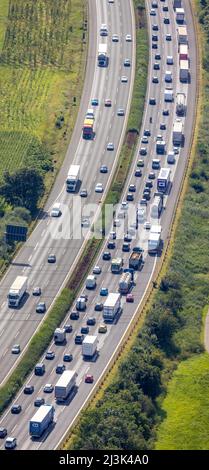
(3, 1, 192, 448)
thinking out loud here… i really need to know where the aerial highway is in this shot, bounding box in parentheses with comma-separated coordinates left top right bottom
(0, 0, 197, 451)
(0, 0, 135, 383)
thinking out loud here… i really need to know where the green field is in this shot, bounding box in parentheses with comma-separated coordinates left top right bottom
(0, 0, 85, 179)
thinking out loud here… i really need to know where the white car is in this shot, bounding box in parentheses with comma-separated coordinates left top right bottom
(11, 344, 21, 354)
(107, 142, 114, 150)
(93, 266, 101, 275)
(121, 76, 128, 83)
(150, 9, 156, 15)
(50, 202, 61, 217)
(5, 437, 17, 449)
(95, 183, 103, 193)
(43, 384, 54, 393)
(117, 108, 125, 116)
(144, 221, 151, 230)
(125, 34, 132, 42)
(121, 201, 129, 210)
(108, 0, 114, 3)
(112, 34, 119, 42)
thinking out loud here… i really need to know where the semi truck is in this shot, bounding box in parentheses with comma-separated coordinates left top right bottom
(157, 168, 171, 193)
(119, 272, 132, 294)
(178, 26, 188, 45)
(176, 7, 185, 23)
(98, 44, 108, 67)
(180, 60, 189, 82)
(150, 194, 163, 219)
(8, 275, 28, 308)
(176, 93, 186, 116)
(179, 44, 188, 60)
(54, 328, 66, 344)
(29, 405, 54, 438)
(82, 335, 97, 358)
(129, 251, 143, 270)
(156, 138, 166, 155)
(173, 0, 182, 9)
(103, 293, 121, 322)
(111, 258, 123, 274)
(173, 119, 183, 145)
(148, 225, 162, 253)
(55, 370, 77, 401)
(82, 118, 94, 139)
(66, 164, 80, 192)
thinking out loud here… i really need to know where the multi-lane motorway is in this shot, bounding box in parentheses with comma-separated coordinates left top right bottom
(0, 0, 135, 383)
(0, 0, 197, 451)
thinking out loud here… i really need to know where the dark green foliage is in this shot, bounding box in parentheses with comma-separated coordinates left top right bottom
(0, 168, 44, 214)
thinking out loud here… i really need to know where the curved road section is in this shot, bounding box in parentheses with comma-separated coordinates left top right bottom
(0, 0, 135, 383)
(0, 0, 197, 451)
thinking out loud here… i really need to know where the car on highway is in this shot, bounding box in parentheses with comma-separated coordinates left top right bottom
(45, 350, 55, 360)
(43, 384, 54, 393)
(152, 24, 158, 31)
(121, 201, 129, 210)
(87, 317, 96, 326)
(173, 147, 180, 154)
(93, 265, 101, 275)
(140, 198, 147, 206)
(149, 97, 156, 105)
(64, 324, 73, 333)
(56, 364, 66, 374)
(24, 385, 34, 395)
(100, 165, 108, 173)
(11, 344, 20, 354)
(167, 56, 173, 65)
(34, 397, 45, 407)
(107, 240, 115, 249)
(145, 181, 153, 189)
(95, 302, 103, 311)
(126, 193, 134, 202)
(122, 242, 130, 252)
(139, 147, 147, 155)
(144, 221, 151, 230)
(166, 33, 172, 41)
(129, 184, 136, 192)
(105, 99, 112, 107)
(144, 129, 151, 136)
(108, 0, 114, 3)
(107, 142, 114, 151)
(125, 34, 132, 41)
(126, 293, 134, 303)
(5, 437, 17, 449)
(124, 58, 131, 67)
(91, 98, 99, 106)
(100, 24, 108, 36)
(75, 334, 84, 345)
(154, 62, 160, 70)
(102, 251, 111, 261)
(137, 159, 144, 167)
(11, 404, 22, 414)
(148, 172, 156, 180)
(95, 183, 103, 193)
(112, 34, 119, 42)
(152, 76, 158, 83)
(121, 76, 128, 83)
(80, 189, 88, 198)
(85, 374, 94, 384)
(100, 287, 108, 296)
(98, 324, 107, 334)
(117, 108, 125, 116)
(70, 311, 79, 320)
(135, 169, 142, 177)
(163, 109, 169, 116)
(36, 302, 46, 313)
(32, 286, 41, 296)
(164, 17, 170, 24)
(109, 231, 116, 239)
(81, 217, 90, 228)
(0, 427, 7, 438)
(124, 233, 132, 242)
(160, 123, 166, 130)
(113, 218, 121, 227)
(150, 9, 156, 15)
(141, 136, 148, 144)
(63, 353, 73, 362)
(48, 254, 56, 263)
(163, 5, 168, 11)
(152, 34, 158, 41)
(155, 54, 161, 60)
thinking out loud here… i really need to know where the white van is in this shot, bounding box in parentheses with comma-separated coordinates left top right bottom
(86, 108, 94, 119)
(50, 203, 61, 217)
(151, 196, 163, 219)
(100, 24, 108, 36)
(166, 56, 173, 65)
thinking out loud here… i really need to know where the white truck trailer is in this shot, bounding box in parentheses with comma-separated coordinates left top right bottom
(86, 275, 96, 289)
(54, 328, 66, 344)
(98, 43, 108, 67)
(66, 164, 80, 192)
(178, 26, 188, 45)
(82, 335, 98, 358)
(176, 7, 185, 23)
(29, 405, 54, 437)
(103, 293, 121, 322)
(8, 275, 28, 308)
(173, 119, 184, 145)
(150, 195, 163, 219)
(180, 60, 189, 82)
(55, 370, 77, 401)
(119, 272, 132, 294)
(157, 168, 171, 193)
(148, 225, 162, 253)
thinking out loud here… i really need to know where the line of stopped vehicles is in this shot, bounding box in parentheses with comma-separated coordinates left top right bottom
(1, 0, 191, 449)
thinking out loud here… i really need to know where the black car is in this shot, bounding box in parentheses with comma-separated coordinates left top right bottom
(152, 24, 158, 31)
(36, 302, 46, 313)
(56, 364, 66, 374)
(45, 350, 55, 360)
(163, 109, 169, 116)
(75, 334, 84, 345)
(0, 427, 7, 438)
(64, 324, 73, 333)
(80, 189, 88, 198)
(148, 172, 156, 180)
(87, 317, 96, 326)
(63, 353, 73, 362)
(11, 404, 22, 414)
(152, 43, 158, 49)
(149, 98, 156, 105)
(48, 254, 56, 263)
(144, 129, 151, 136)
(154, 63, 160, 70)
(145, 181, 153, 189)
(70, 311, 79, 320)
(126, 193, 134, 201)
(95, 302, 103, 311)
(124, 233, 132, 242)
(24, 385, 34, 395)
(164, 17, 170, 24)
(34, 397, 45, 407)
(102, 251, 111, 260)
(155, 54, 161, 60)
(135, 169, 142, 177)
(32, 286, 41, 296)
(143, 191, 151, 201)
(107, 241, 115, 249)
(122, 242, 130, 252)
(81, 326, 89, 334)
(152, 35, 158, 41)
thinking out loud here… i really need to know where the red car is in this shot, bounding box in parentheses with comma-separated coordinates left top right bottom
(126, 293, 134, 303)
(85, 374, 94, 384)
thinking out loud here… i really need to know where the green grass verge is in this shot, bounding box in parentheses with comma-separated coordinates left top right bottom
(0, 1, 9, 51)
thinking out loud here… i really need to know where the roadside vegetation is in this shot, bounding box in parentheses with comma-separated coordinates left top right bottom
(0, 0, 86, 272)
(62, 0, 209, 451)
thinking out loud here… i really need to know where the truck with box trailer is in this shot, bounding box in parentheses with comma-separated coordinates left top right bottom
(176, 93, 186, 116)
(176, 7, 185, 23)
(179, 44, 188, 60)
(55, 370, 77, 402)
(82, 335, 97, 358)
(103, 293, 121, 322)
(8, 275, 28, 308)
(76, 297, 86, 311)
(66, 165, 80, 192)
(54, 328, 66, 344)
(86, 275, 96, 289)
(173, 0, 182, 9)
(148, 225, 162, 253)
(173, 119, 183, 145)
(98, 44, 108, 67)
(156, 139, 166, 155)
(82, 118, 94, 139)
(111, 258, 123, 274)
(157, 168, 171, 193)
(180, 59, 189, 82)
(129, 251, 143, 270)
(178, 26, 188, 45)
(29, 405, 54, 437)
(150, 194, 163, 219)
(164, 88, 173, 102)
(119, 272, 132, 294)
